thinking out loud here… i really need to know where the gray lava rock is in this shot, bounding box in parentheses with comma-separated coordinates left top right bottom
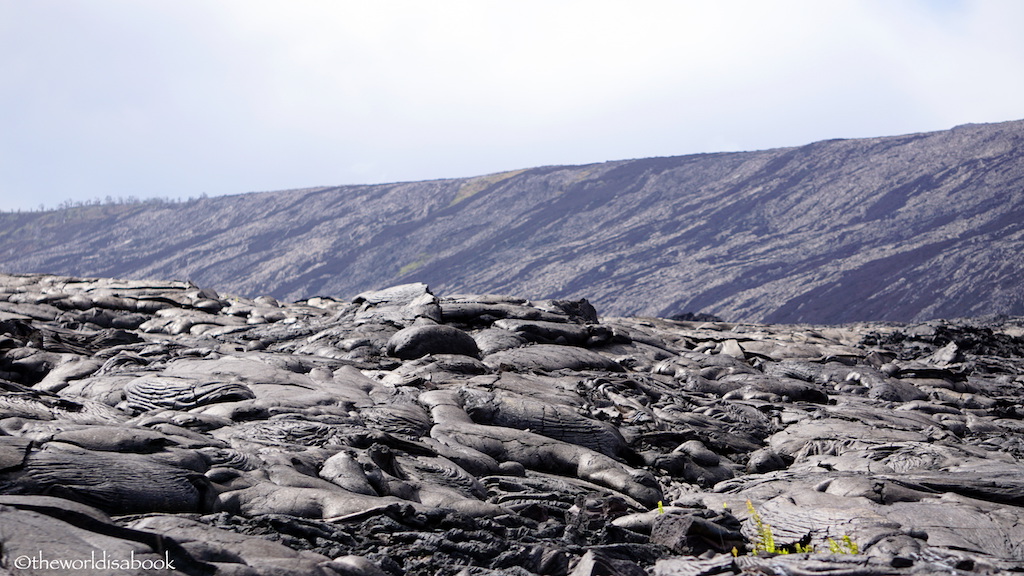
(3, 273, 1024, 576)
(386, 325, 480, 359)
(483, 344, 624, 372)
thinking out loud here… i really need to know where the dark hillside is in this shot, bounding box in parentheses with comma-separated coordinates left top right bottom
(2, 119, 1023, 323)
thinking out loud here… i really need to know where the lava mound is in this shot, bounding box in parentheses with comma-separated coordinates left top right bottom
(1, 273, 1023, 575)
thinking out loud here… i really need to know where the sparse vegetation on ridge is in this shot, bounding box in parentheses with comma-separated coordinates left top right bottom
(449, 168, 528, 207)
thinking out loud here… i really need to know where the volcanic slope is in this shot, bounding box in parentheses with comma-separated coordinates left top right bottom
(2, 119, 1023, 323)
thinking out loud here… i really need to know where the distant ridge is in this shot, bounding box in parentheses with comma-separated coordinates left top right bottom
(2, 119, 1023, 323)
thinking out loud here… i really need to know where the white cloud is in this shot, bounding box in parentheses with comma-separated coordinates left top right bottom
(1, 0, 1022, 211)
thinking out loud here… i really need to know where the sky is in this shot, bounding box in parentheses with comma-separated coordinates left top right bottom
(1, 0, 1023, 212)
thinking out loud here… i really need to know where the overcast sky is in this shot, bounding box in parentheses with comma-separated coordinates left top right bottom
(2, 1, 1023, 212)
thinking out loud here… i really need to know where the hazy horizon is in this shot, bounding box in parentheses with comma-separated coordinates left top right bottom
(3, 1, 1023, 212)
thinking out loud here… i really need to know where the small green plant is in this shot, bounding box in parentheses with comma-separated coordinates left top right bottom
(744, 500, 858, 556)
(827, 535, 860, 555)
(747, 500, 777, 554)
(793, 542, 815, 553)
